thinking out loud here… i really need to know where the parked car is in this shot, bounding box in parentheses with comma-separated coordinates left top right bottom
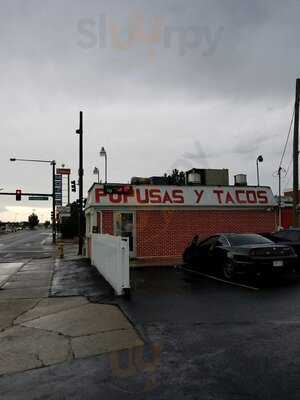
(183, 233, 298, 280)
(261, 229, 300, 262)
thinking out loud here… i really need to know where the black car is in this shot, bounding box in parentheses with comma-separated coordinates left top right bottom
(183, 233, 298, 280)
(261, 229, 300, 262)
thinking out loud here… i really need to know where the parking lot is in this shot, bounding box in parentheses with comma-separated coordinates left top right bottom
(115, 266, 300, 399)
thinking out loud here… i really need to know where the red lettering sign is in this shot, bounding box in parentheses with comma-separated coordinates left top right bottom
(235, 190, 246, 204)
(136, 189, 149, 204)
(95, 188, 106, 203)
(172, 189, 184, 204)
(93, 186, 273, 207)
(225, 192, 235, 204)
(195, 190, 204, 204)
(246, 190, 257, 204)
(149, 189, 161, 203)
(257, 190, 268, 204)
(213, 190, 224, 204)
(109, 193, 122, 203)
(162, 191, 173, 203)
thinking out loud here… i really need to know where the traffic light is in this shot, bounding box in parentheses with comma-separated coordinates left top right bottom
(51, 211, 54, 220)
(104, 184, 133, 196)
(16, 189, 22, 201)
(71, 180, 76, 192)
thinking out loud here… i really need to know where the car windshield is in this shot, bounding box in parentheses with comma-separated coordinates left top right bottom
(226, 234, 273, 246)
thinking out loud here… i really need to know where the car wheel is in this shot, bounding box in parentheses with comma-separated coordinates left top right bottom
(223, 260, 236, 280)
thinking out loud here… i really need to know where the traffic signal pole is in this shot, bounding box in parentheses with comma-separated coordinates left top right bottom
(76, 111, 84, 255)
(67, 174, 70, 205)
(9, 157, 57, 243)
(51, 160, 56, 243)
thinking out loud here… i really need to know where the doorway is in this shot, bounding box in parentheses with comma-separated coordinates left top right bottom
(114, 212, 135, 257)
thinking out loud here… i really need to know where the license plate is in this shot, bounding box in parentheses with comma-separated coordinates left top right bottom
(273, 260, 284, 267)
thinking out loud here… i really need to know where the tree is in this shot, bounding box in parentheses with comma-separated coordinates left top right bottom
(164, 169, 186, 185)
(59, 201, 85, 239)
(28, 213, 39, 230)
(44, 220, 50, 229)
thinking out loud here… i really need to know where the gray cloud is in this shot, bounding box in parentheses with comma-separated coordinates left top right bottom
(0, 0, 299, 219)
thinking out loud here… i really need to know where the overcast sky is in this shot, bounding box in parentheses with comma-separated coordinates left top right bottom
(1, 0, 299, 221)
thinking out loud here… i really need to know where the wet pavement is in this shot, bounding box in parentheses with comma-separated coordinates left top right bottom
(1, 266, 300, 399)
(0, 231, 143, 394)
(50, 258, 114, 299)
(2, 231, 300, 399)
(113, 267, 300, 399)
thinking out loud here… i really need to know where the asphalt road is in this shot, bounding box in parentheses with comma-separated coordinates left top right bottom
(115, 267, 300, 399)
(1, 242, 300, 399)
(0, 229, 54, 262)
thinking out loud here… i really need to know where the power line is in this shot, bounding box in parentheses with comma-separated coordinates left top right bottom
(284, 154, 293, 178)
(279, 107, 295, 168)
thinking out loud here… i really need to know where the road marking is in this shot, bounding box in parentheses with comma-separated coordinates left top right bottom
(183, 267, 259, 291)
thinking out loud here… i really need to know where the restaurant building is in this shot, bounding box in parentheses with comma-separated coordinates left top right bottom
(85, 177, 277, 259)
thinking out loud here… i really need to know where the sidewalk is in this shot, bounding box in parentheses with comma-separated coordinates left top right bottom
(0, 254, 143, 377)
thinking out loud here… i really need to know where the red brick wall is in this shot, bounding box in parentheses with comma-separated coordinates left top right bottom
(136, 209, 276, 257)
(281, 208, 293, 229)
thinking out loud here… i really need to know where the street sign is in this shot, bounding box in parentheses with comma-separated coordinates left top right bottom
(55, 175, 63, 205)
(56, 168, 71, 175)
(60, 206, 71, 217)
(55, 194, 62, 206)
(28, 196, 49, 201)
(55, 175, 62, 185)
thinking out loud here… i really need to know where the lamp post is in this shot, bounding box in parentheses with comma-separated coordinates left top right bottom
(256, 155, 264, 186)
(100, 147, 107, 183)
(10, 157, 57, 243)
(76, 111, 84, 256)
(93, 167, 100, 183)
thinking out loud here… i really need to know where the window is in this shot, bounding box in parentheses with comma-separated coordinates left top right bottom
(217, 236, 229, 246)
(226, 234, 272, 246)
(199, 237, 218, 250)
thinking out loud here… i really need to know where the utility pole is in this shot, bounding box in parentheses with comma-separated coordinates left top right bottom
(67, 174, 70, 205)
(51, 160, 56, 243)
(278, 166, 282, 230)
(76, 111, 84, 255)
(293, 79, 300, 227)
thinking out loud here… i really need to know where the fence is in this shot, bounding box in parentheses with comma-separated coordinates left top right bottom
(91, 234, 130, 296)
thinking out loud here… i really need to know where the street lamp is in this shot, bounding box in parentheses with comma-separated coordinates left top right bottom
(100, 147, 107, 183)
(10, 157, 57, 243)
(256, 155, 264, 186)
(93, 167, 100, 183)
